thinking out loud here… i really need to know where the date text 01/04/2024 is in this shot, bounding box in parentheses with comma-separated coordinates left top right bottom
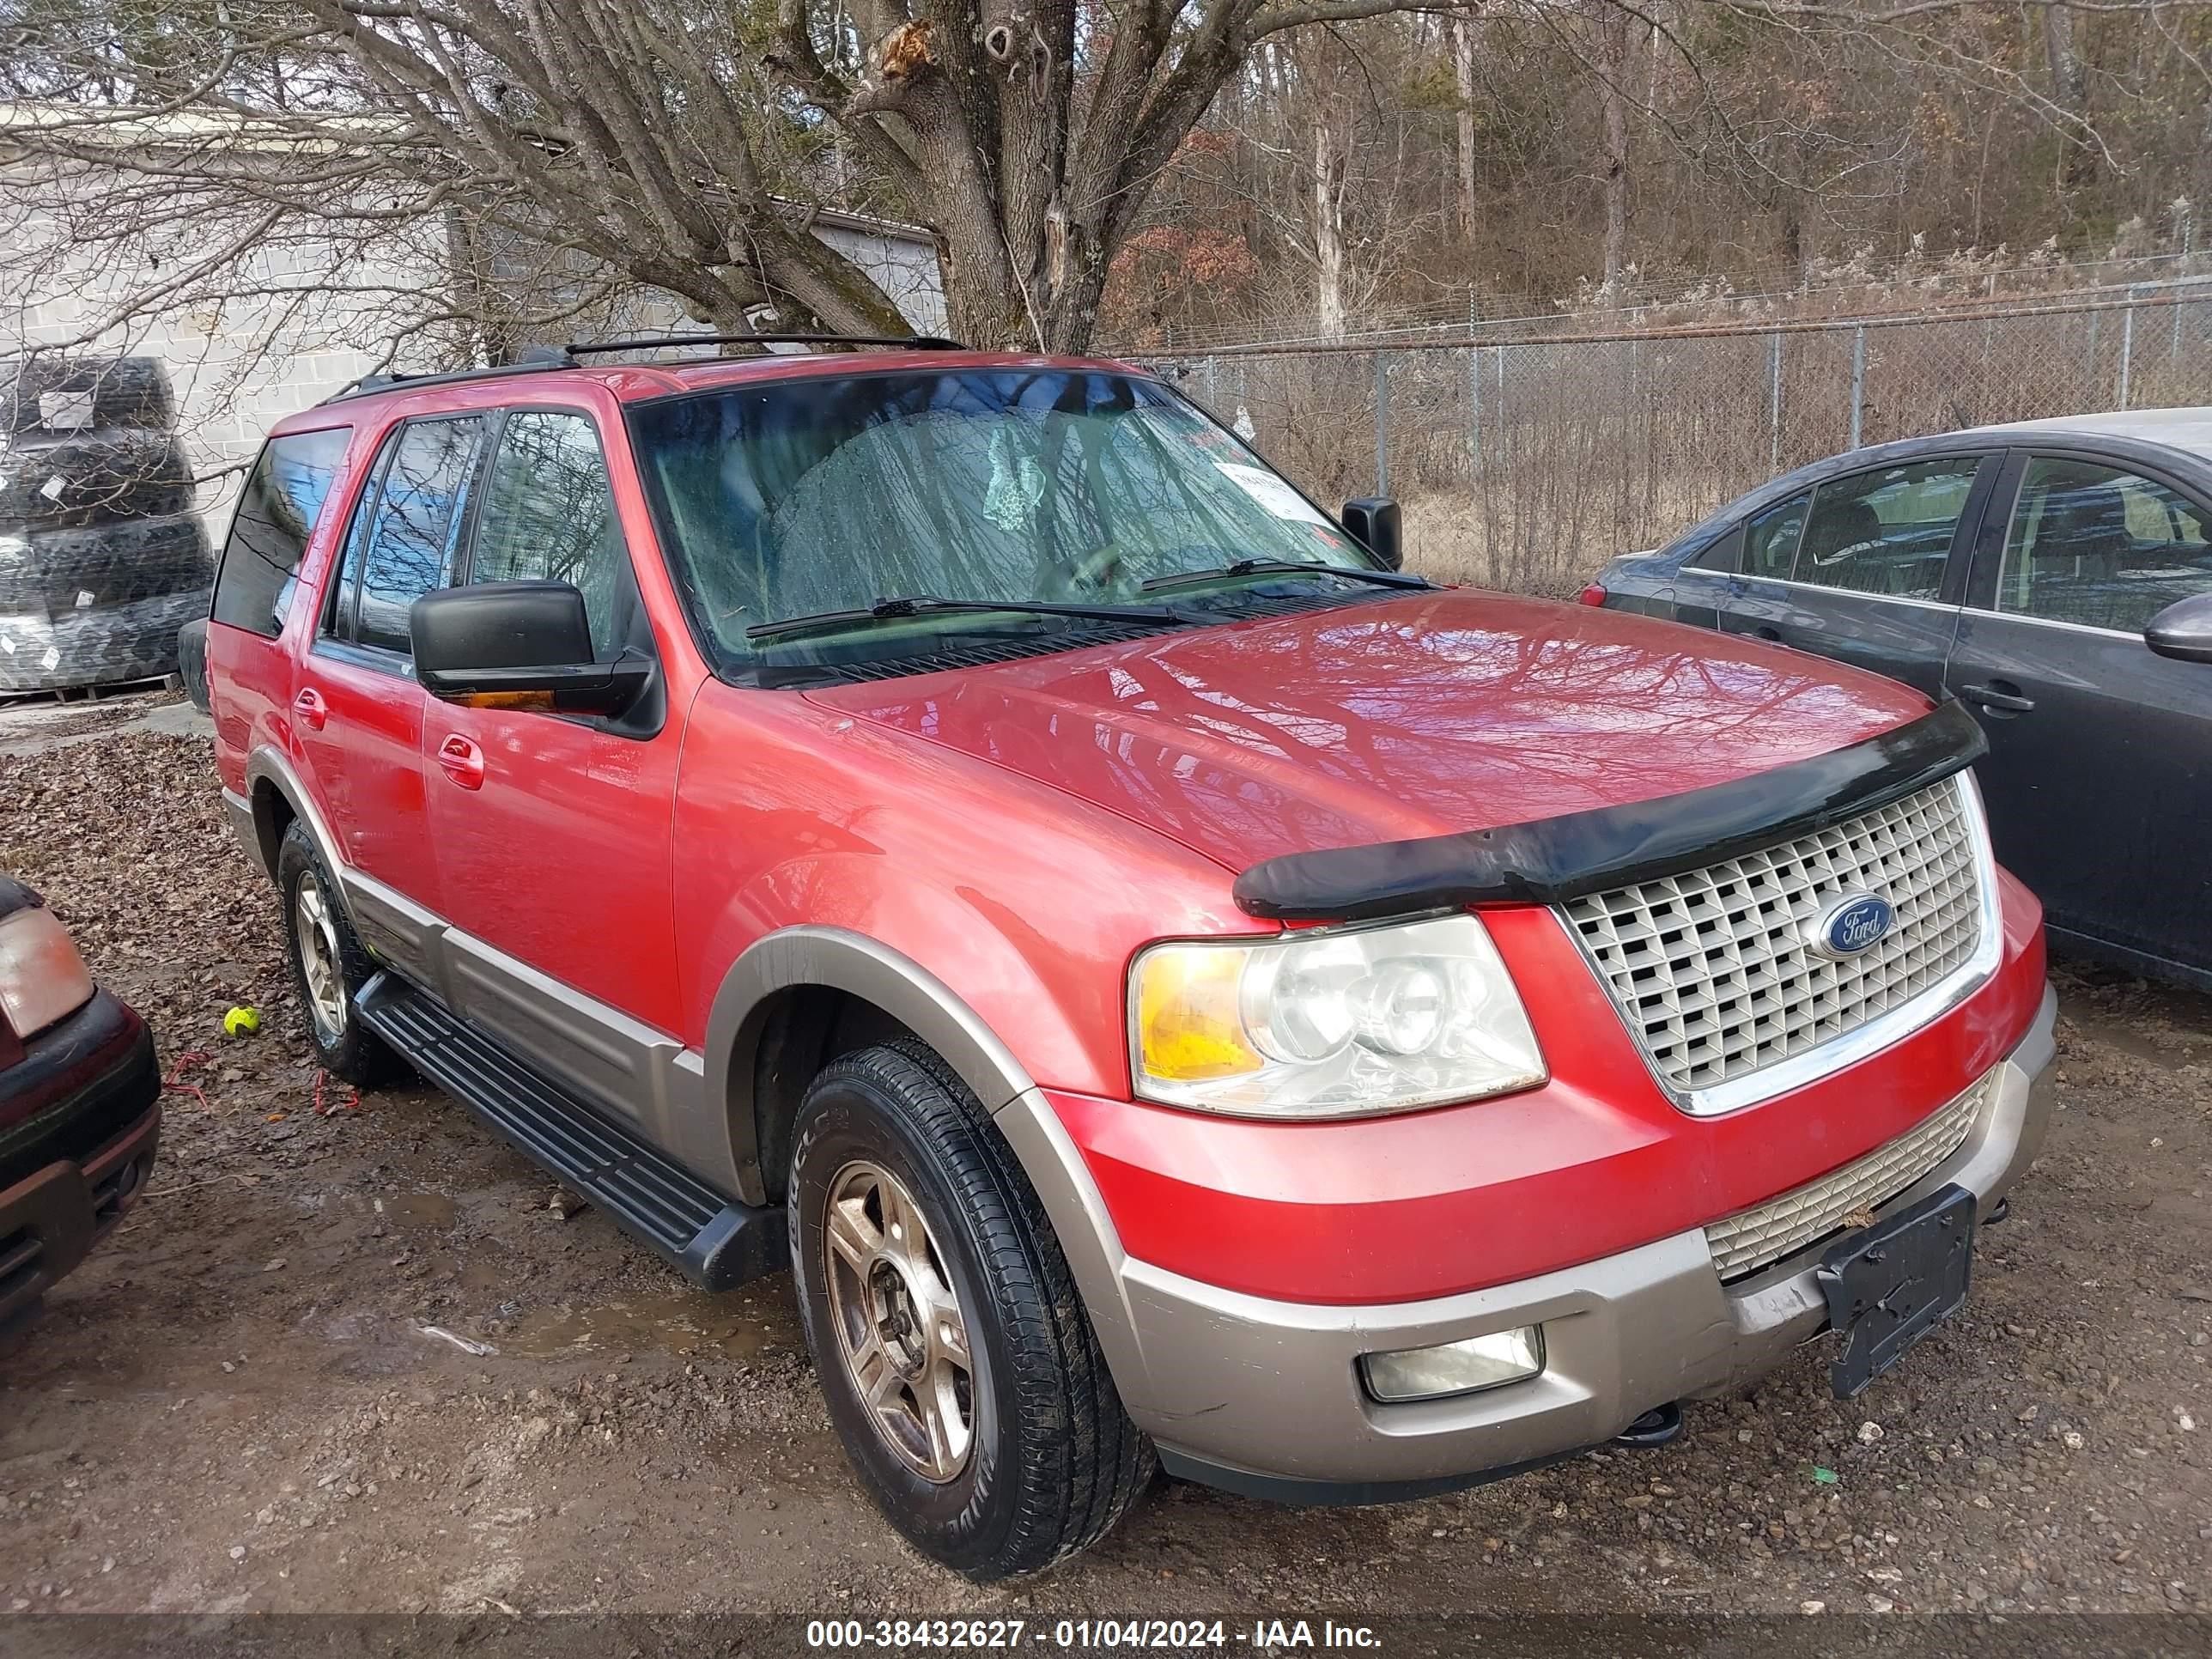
(803, 1619, 1383, 1649)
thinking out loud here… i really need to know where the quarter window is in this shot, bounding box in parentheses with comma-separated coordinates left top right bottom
(210, 428, 352, 637)
(335, 417, 486, 656)
(1996, 458, 2212, 634)
(469, 410, 629, 658)
(1793, 458, 1982, 601)
(1686, 526, 1742, 574)
(1744, 491, 1809, 580)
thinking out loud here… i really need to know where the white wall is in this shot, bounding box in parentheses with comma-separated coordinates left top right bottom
(816, 218, 948, 336)
(2, 168, 948, 543)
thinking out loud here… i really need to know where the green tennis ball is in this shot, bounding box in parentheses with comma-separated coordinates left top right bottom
(223, 1006, 262, 1037)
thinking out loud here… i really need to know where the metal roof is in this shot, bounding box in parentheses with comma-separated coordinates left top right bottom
(1957, 406, 2212, 459)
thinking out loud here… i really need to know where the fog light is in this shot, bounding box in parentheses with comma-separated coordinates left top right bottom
(1360, 1327, 1545, 1402)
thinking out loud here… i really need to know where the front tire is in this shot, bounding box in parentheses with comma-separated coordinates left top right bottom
(788, 1040, 1153, 1580)
(276, 820, 402, 1088)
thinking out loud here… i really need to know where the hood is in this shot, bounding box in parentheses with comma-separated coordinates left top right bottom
(809, 589, 1933, 876)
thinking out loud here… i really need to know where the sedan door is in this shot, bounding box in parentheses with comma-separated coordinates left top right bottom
(1712, 455, 1995, 701)
(1947, 449, 2212, 982)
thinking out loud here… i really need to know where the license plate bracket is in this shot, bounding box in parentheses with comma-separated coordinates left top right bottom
(1815, 1182, 1978, 1399)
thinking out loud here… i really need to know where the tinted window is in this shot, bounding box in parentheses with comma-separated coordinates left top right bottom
(1795, 458, 1981, 601)
(470, 411, 628, 657)
(1997, 457, 2212, 633)
(211, 428, 352, 636)
(353, 418, 484, 655)
(321, 445, 386, 643)
(1686, 526, 1741, 574)
(1744, 491, 1809, 580)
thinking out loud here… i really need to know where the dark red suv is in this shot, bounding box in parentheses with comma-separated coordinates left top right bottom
(196, 337, 2055, 1579)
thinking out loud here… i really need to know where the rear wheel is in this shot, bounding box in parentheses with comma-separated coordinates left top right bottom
(788, 1040, 1153, 1580)
(276, 820, 402, 1088)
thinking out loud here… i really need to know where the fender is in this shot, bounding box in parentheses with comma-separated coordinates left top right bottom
(701, 925, 1037, 1206)
(236, 744, 448, 985)
(691, 925, 1152, 1401)
(238, 744, 347, 886)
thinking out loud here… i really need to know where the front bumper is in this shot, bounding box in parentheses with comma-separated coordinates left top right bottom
(0, 992, 162, 1329)
(1001, 981, 2057, 1501)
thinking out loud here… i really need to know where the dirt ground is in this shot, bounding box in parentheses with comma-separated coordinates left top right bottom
(1, 721, 2207, 1632)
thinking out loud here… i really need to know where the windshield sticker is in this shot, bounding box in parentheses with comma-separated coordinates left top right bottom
(1213, 463, 1331, 526)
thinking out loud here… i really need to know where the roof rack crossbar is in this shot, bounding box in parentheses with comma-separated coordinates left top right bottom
(563, 331, 966, 356)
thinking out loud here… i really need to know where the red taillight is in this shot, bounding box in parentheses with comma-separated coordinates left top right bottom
(1577, 583, 1607, 607)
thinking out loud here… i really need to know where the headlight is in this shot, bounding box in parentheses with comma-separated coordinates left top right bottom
(0, 904, 96, 1039)
(1130, 914, 1545, 1118)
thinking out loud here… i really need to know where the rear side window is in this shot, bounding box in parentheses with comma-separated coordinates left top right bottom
(211, 428, 352, 637)
(326, 416, 486, 657)
(1686, 526, 1742, 574)
(1794, 458, 1982, 602)
(1744, 491, 1809, 580)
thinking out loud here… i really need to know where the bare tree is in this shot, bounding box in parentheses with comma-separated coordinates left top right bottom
(1452, 15, 1477, 235)
(3, 0, 2209, 370)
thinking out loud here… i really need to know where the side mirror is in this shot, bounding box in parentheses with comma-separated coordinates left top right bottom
(1340, 497, 1403, 570)
(410, 580, 648, 714)
(2145, 592, 2212, 665)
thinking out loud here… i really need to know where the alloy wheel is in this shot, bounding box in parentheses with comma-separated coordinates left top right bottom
(294, 872, 347, 1043)
(822, 1158, 975, 1483)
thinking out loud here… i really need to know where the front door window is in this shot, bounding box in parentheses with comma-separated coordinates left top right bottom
(1996, 457, 2212, 634)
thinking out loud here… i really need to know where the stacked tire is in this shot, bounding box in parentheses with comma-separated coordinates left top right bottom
(0, 356, 211, 695)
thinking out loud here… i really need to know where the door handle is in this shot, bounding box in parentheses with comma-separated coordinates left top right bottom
(435, 733, 486, 790)
(292, 687, 329, 731)
(1959, 681, 2036, 715)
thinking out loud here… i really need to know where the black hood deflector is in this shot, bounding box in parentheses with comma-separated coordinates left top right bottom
(1232, 698, 1986, 922)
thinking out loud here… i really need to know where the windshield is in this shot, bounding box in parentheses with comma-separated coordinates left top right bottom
(626, 368, 1377, 674)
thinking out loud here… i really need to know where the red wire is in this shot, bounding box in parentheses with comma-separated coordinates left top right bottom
(161, 1048, 211, 1109)
(313, 1071, 360, 1116)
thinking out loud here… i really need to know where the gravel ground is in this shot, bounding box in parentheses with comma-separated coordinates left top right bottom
(1, 727, 2207, 1632)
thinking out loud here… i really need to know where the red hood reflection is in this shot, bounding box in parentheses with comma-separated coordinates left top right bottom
(808, 589, 1932, 873)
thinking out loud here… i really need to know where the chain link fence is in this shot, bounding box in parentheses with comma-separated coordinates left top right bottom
(1133, 279, 2212, 597)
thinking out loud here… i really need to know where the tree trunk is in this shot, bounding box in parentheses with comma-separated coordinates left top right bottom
(1597, 6, 1632, 293)
(2044, 3, 2094, 204)
(2196, 102, 2212, 252)
(1454, 19, 1478, 237)
(1314, 118, 1348, 338)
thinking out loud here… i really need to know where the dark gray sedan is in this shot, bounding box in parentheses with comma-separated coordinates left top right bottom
(1589, 408, 2212, 990)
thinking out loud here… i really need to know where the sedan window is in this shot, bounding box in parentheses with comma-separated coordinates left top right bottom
(1793, 458, 1982, 601)
(1685, 526, 1742, 574)
(1743, 491, 1809, 580)
(1996, 457, 2212, 634)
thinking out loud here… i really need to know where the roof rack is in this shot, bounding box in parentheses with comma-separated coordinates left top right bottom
(317, 331, 965, 405)
(320, 345, 577, 405)
(562, 331, 968, 356)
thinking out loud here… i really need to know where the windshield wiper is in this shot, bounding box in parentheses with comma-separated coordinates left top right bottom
(1139, 558, 1433, 597)
(746, 593, 1199, 644)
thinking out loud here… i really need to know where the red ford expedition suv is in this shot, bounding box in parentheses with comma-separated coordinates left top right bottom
(195, 336, 2055, 1580)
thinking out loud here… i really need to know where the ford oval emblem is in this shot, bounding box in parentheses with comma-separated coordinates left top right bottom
(1808, 892, 1895, 960)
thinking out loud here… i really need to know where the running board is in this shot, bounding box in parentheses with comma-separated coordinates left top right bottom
(356, 972, 785, 1290)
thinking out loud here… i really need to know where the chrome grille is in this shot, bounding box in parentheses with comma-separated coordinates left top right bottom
(1704, 1070, 1992, 1280)
(1561, 777, 1986, 1103)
